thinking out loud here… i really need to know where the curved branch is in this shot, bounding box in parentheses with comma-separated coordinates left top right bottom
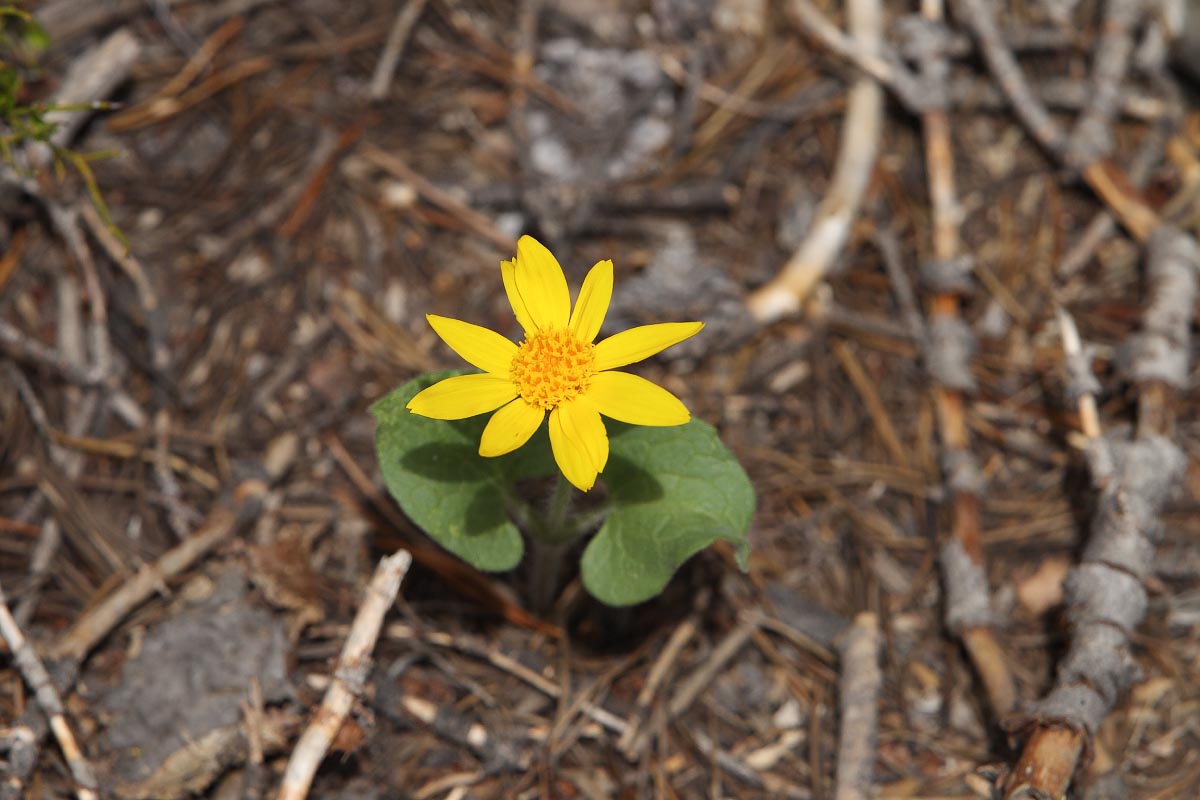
(747, 0, 883, 323)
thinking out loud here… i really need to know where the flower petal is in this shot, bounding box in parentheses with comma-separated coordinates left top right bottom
(406, 373, 517, 419)
(568, 259, 613, 344)
(514, 235, 570, 330)
(500, 260, 536, 336)
(593, 321, 704, 371)
(427, 315, 517, 375)
(479, 398, 545, 457)
(587, 371, 691, 426)
(548, 396, 608, 491)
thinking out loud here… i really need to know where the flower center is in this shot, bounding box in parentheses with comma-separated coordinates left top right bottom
(510, 327, 597, 409)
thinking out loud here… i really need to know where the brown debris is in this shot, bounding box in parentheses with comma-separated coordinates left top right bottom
(4, 1, 1200, 798)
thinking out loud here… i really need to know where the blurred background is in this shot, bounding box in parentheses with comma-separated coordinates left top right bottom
(3, 0, 1200, 798)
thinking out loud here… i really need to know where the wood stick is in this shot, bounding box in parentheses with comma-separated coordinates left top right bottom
(51, 476, 269, 662)
(1003, 229, 1198, 797)
(78, 200, 172, 382)
(1056, 309, 1101, 440)
(46, 28, 142, 148)
(368, 0, 430, 101)
(834, 612, 881, 800)
(276, 550, 412, 800)
(746, 0, 883, 322)
(379, 622, 629, 735)
(831, 340, 910, 468)
(0, 320, 105, 387)
(47, 429, 220, 492)
(917, 0, 1016, 719)
(953, 0, 1159, 242)
(1064, 0, 1144, 169)
(105, 17, 244, 131)
(622, 610, 761, 758)
(358, 143, 517, 252)
(617, 611, 698, 755)
(0, 581, 98, 800)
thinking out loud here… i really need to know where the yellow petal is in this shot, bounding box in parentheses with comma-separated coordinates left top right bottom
(406, 373, 517, 419)
(548, 397, 608, 491)
(514, 235, 570, 330)
(568, 259, 613, 343)
(587, 371, 691, 426)
(593, 321, 704, 371)
(427, 315, 517, 376)
(479, 398, 545, 457)
(500, 260, 536, 336)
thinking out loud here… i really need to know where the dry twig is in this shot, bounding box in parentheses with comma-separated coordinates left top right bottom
(51, 474, 271, 663)
(616, 607, 700, 756)
(368, 0, 430, 101)
(380, 623, 628, 736)
(358, 143, 517, 252)
(1057, 309, 1101, 441)
(0, 582, 98, 800)
(1063, 0, 1144, 169)
(621, 610, 761, 758)
(833, 612, 880, 800)
(911, 0, 1016, 719)
(1004, 228, 1197, 797)
(953, 0, 1159, 241)
(746, 0, 882, 322)
(277, 550, 412, 800)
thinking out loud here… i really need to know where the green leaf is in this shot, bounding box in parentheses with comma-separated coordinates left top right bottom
(371, 370, 556, 571)
(580, 420, 754, 606)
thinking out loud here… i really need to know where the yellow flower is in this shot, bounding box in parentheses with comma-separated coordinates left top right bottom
(407, 235, 703, 491)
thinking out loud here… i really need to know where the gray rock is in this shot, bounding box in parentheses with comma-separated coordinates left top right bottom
(98, 567, 292, 783)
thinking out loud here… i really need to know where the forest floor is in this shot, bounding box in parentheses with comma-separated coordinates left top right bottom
(3, 0, 1200, 798)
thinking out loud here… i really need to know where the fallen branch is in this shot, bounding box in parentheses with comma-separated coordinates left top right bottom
(1004, 227, 1198, 797)
(368, 0, 430, 101)
(953, 0, 1160, 241)
(276, 550, 413, 800)
(833, 612, 881, 800)
(1063, 0, 1144, 169)
(45, 28, 142, 148)
(51, 473, 273, 663)
(908, 0, 1016, 718)
(746, 0, 882, 323)
(787, 0, 927, 110)
(0, 581, 98, 800)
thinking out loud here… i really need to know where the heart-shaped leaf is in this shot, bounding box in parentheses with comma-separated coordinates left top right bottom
(371, 371, 555, 571)
(580, 420, 754, 606)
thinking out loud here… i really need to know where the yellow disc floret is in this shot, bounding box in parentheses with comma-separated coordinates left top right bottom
(510, 327, 597, 409)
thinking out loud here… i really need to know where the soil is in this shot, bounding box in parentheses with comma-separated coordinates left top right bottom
(3, 0, 1200, 798)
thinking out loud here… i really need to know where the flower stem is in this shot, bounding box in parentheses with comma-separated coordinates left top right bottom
(527, 536, 568, 616)
(526, 475, 577, 613)
(542, 473, 575, 544)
